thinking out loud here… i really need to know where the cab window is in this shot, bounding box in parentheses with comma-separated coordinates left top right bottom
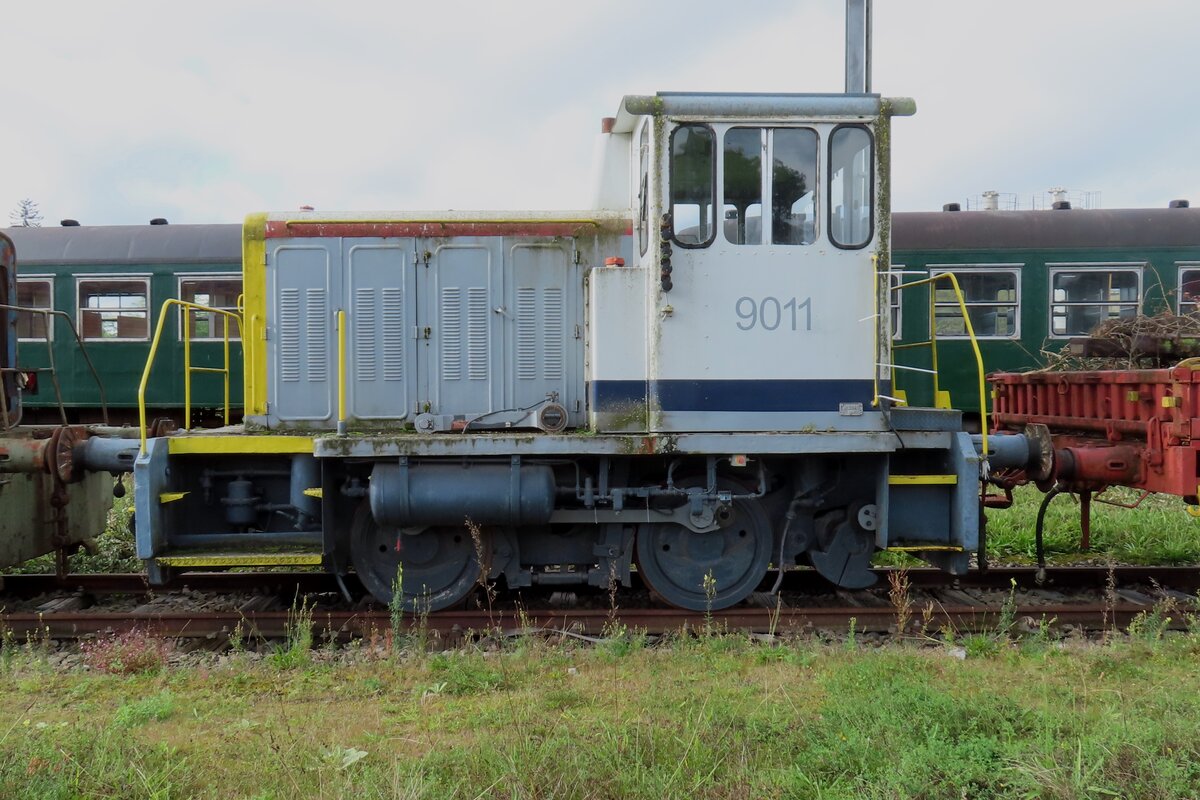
(669, 124, 715, 247)
(828, 126, 873, 249)
(722, 127, 817, 246)
(637, 124, 650, 256)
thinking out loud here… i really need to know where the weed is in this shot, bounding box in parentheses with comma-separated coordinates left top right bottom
(1103, 562, 1118, 645)
(1029, 615, 1057, 650)
(1127, 599, 1174, 644)
(887, 568, 912, 638)
(598, 621, 647, 659)
(605, 559, 620, 629)
(767, 593, 783, 639)
(702, 570, 717, 637)
(389, 563, 405, 657)
(918, 600, 937, 640)
(467, 517, 498, 627)
(23, 613, 52, 659)
(513, 603, 534, 644)
(845, 617, 858, 650)
(270, 596, 314, 670)
(113, 691, 175, 728)
(995, 577, 1018, 639)
(0, 624, 15, 672)
(80, 627, 171, 674)
(427, 652, 507, 695)
(411, 590, 433, 654)
(228, 619, 246, 654)
(961, 632, 999, 658)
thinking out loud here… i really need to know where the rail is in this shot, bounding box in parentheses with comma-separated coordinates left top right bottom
(887, 272, 989, 454)
(0, 303, 109, 430)
(138, 299, 242, 454)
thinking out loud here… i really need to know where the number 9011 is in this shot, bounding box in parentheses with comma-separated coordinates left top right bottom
(734, 296, 812, 331)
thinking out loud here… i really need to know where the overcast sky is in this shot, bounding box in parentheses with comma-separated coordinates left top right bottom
(4, 1, 1197, 226)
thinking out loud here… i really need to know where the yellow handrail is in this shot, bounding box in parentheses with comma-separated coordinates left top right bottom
(885, 271, 989, 455)
(139, 299, 243, 455)
(336, 308, 348, 435)
(871, 255, 881, 408)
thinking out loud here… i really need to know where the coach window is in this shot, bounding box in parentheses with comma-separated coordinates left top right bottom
(828, 126, 873, 249)
(1050, 266, 1141, 337)
(78, 278, 150, 341)
(1178, 265, 1200, 315)
(669, 124, 715, 246)
(16, 278, 52, 340)
(929, 267, 1020, 338)
(722, 127, 817, 246)
(178, 277, 242, 340)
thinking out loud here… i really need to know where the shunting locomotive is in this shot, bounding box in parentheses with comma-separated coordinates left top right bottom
(133, 2, 1043, 611)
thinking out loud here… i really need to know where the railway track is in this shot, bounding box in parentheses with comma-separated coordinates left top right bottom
(1, 566, 1194, 641)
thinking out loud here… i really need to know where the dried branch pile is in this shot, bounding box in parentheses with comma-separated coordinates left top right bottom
(1039, 312, 1200, 371)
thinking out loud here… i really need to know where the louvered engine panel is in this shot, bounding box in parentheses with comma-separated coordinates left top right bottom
(428, 244, 498, 415)
(507, 243, 576, 415)
(346, 243, 413, 419)
(269, 245, 333, 421)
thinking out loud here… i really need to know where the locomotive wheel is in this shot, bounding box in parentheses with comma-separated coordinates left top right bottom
(635, 498, 772, 611)
(807, 512, 877, 590)
(350, 503, 483, 612)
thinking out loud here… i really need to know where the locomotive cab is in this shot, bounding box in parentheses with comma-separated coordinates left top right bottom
(589, 94, 913, 434)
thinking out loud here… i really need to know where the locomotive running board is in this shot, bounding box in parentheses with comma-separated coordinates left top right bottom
(155, 553, 323, 567)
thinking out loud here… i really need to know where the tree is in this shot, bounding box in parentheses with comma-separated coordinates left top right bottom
(9, 199, 42, 227)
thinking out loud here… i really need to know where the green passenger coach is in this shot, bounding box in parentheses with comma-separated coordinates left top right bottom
(890, 203, 1200, 427)
(3, 222, 243, 426)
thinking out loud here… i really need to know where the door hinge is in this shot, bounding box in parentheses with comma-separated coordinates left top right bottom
(414, 325, 432, 340)
(574, 324, 581, 339)
(573, 250, 581, 265)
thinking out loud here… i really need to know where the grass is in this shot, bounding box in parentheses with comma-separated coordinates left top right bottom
(986, 485, 1200, 566)
(3, 632, 1200, 798)
(877, 485, 1200, 568)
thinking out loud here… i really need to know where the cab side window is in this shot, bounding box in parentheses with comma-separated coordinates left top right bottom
(828, 126, 873, 249)
(637, 124, 650, 256)
(669, 124, 715, 247)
